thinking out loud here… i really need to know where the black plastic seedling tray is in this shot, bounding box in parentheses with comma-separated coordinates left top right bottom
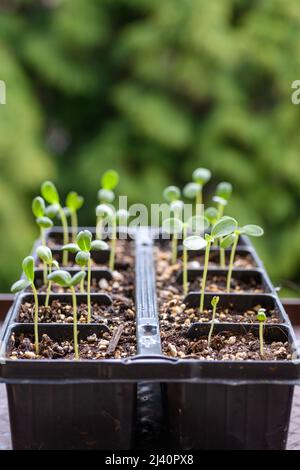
(1, 227, 300, 450)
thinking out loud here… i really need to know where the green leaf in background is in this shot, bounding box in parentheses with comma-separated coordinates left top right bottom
(101, 170, 119, 190)
(22, 256, 35, 282)
(48, 270, 72, 287)
(211, 216, 238, 239)
(76, 230, 92, 252)
(32, 197, 45, 218)
(11, 279, 31, 293)
(66, 191, 84, 212)
(36, 216, 53, 229)
(41, 181, 60, 204)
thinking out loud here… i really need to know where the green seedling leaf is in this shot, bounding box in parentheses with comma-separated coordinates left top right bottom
(192, 168, 211, 185)
(96, 204, 115, 219)
(32, 197, 45, 218)
(215, 182, 232, 201)
(70, 271, 87, 287)
(183, 236, 207, 251)
(41, 181, 60, 204)
(48, 270, 72, 287)
(36, 246, 52, 264)
(45, 204, 60, 218)
(220, 233, 235, 249)
(211, 295, 220, 308)
(240, 224, 264, 237)
(36, 216, 53, 229)
(205, 207, 218, 225)
(11, 279, 31, 293)
(211, 216, 238, 239)
(63, 243, 79, 253)
(163, 186, 181, 203)
(187, 215, 209, 233)
(212, 195, 228, 206)
(22, 256, 35, 282)
(76, 230, 92, 252)
(257, 308, 267, 322)
(91, 240, 109, 251)
(101, 170, 119, 190)
(170, 200, 184, 213)
(116, 209, 130, 221)
(66, 191, 84, 212)
(98, 188, 115, 203)
(162, 217, 183, 235)
(183, 182, 201, 199)
(52, 260, 59, 269)
(75, 251, 90, 267)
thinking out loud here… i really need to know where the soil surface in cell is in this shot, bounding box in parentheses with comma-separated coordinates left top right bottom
(162, 330, 292, 361)
(159, 295, 281, 328)
(158, 244, 257, 269)
(8, 326, 136, 360)
(156, 248, 264, 294)
(34, 268, 130, 295)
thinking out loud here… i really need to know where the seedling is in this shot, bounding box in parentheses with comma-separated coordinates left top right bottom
(183, 168, 211, 213)
(11, 257, 39, 354)
(41, 181, 69, 265)
(207, 296, 220, 348)
(204, 207, 218, 226)
(32, 196, 54, 245)
(213, 182, 232, 218)
(32, 196, 54, 284)
(257, 308, 267, 357)
(48, 270, 87, 360)
(66, 191, 84, 242)
(163, 186, 182, 264)
(221, 224, 264, 293)
(163, 216, 208, 296)
(36, 246, 59, 307)
(96, 170, 119, 235)
(185, 216, 238, 313)
(63, 230, 108, 322)
(213, 182, 233, 268)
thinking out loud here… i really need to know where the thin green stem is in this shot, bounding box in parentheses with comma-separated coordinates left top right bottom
(259, 322, 264, 357)
(31, 283, 39, 355)
(219, 245, 226, 268)
(226, 233, 239, 293)
(41, 227, 46, 246)
(87, 256, 92, 322)
(109, 217, 117, 272)
(96, 216, 103, 240)
(59, 207, 69, 265)
(71, 286, 79, 360)
(71, 210, 78, 243)
(41, 227, 48, 285)
(208, 303, 217, 347)
(195, 189, 202, 215)
(183, 224, 188, 297)
(45, 265, 52, 308)
(80, 267, 85, 294)
(172, 233, 178, 264)
(200, 239, 211, 313)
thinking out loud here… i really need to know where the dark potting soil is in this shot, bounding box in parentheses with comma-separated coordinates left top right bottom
(162, 330, 292, 361)
(8, 328, 136, 360)
(159, 295, 281, 327)
(34, 268, 132, 295)
(157, 243, 257, 269)
(17, 298, 135, 325)
(156, 249, 263, 294)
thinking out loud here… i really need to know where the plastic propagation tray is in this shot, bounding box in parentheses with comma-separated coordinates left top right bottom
(0, 227, 300, 450)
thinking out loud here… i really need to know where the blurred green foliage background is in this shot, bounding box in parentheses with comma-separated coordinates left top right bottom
(1, 0, 300, 295)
